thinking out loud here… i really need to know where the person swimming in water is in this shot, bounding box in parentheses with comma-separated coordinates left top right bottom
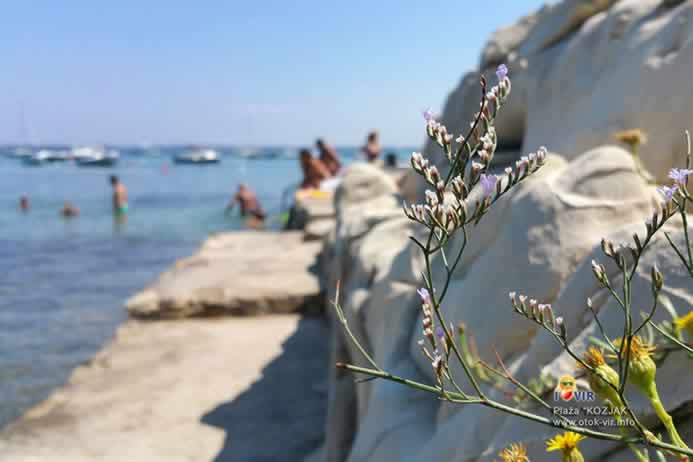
(60, 202, 79, 218)
(110, 175, 128, 214)
(19, 196, 30, 212)
(226, 183, 266, 221)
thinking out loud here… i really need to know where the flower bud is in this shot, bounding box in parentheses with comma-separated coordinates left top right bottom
(509, 291, 518, 310)
(536, 146, 547, 165)
(539, 304, 553, 326)
(580, 347, 622, 407)
(555, 316, 567, 340)
(651, 265, 663, 292)
(425, 190, 439, 207)
(518, 295, 528, 315)
(528, 298, 539, 320)
(470, 161, 483, 184)
(428, 166, 440, 184)
(591, 260, 607, 286)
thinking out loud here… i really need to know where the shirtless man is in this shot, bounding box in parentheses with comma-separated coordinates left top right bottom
(298, 149, 330, 189)
(110, 175, 128, 214)
(362, 131, 381, 163)
(316, 138, 341, 176)
(226, 183, 265, 220)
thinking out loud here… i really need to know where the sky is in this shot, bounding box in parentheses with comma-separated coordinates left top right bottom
(0, 1, 547, 147)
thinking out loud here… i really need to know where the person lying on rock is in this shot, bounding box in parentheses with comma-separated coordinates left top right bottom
(226, 183, 266, 221)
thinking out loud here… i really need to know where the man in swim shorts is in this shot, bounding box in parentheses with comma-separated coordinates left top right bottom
(226, 183, 265, 221)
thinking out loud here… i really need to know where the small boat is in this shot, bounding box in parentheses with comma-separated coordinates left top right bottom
(22, 149, 72, 166)
(22, 150, 52, 166)
(73, 146, 119, 167)
(173, 149, 220, 165)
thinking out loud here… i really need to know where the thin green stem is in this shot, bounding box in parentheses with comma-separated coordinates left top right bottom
(649, 320, 693, 354)
(338, 362, 693, 458)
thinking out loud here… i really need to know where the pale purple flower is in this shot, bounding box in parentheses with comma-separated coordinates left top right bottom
(668, 168, 693, 186)
(479, 173, 498, 196)
(657, 184, 679, 202)
(423, 108, 434, 122)
(435, 326, 445, 339)
(496, 64, 508, 81)
(417, 287, 431, 304)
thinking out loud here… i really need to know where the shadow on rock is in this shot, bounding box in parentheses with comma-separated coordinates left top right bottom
(202, 316, 329, 462)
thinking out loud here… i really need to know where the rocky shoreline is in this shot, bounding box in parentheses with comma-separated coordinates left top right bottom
(4, 1, 693, 462)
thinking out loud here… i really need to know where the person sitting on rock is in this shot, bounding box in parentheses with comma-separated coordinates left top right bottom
(226, 183, 266, 221)
(298, 149, 330, 190)
(316, 138, 341, 176)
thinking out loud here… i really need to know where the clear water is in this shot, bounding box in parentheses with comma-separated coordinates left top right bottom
(0, 146, 413, 428)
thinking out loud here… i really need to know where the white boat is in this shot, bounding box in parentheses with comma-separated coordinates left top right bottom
(73, 146, 119, 167)
(174, 148, 219, 165)
(22, 149, 71, 166)
(22, 150, 52, 165)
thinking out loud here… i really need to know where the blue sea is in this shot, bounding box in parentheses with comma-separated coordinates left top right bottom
(0, 145, 413, 428)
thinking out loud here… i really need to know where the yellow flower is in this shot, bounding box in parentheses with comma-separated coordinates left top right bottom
(546, 432, 585, 462)
(613, 128, 648, 147)
(579, 346, 605, 368)
(673, 311, 693, 337)
(612, 336, 657, 392)
(498, 443, 529, 462)
(613, 336, 656, 361)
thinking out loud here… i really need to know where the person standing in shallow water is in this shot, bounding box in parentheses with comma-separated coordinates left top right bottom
(362, 131, 381, 163)
(226, 183, 266, 222)
(110, 175, 128, 215)
(316, 138, 341, 176)
(19, 196, 29, 212)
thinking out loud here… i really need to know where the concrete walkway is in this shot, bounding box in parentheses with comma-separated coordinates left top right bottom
(0, 315, 328, 462)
